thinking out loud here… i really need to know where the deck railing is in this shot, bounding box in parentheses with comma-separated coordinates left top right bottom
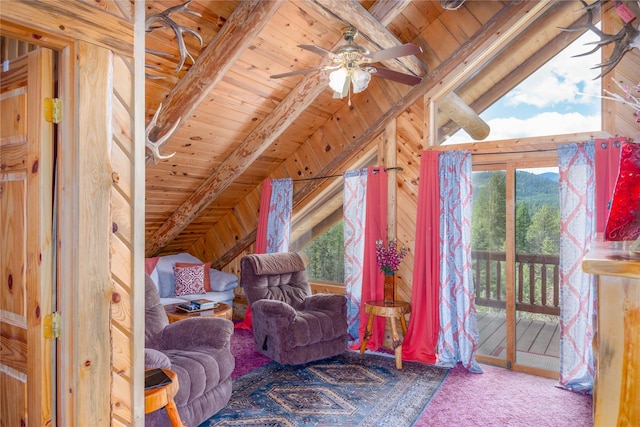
(472, 250, 560, 316)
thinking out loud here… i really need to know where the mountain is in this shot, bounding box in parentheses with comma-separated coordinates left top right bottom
(472, 170, 559, 214)
(537, 172, 559, 182)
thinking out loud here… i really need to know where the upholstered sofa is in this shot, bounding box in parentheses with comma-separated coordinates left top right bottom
(241, 252, 348, 365)
(145, 274, 234, 427)
(146, 253, 238, 307)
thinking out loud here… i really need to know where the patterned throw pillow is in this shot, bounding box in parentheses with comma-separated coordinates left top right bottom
(173, 264, 206, 296)
(175, 262, 211, 291)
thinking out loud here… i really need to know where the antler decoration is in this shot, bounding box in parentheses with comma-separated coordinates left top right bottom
(440, 0, 466, 10)
(561, 0, 640, 79)
(144, 1, 202, 162)
(145, 0, 203, 75)
(145, 103, 180, 163)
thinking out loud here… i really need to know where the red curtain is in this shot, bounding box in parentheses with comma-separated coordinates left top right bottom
(595, 137, 624, 233)
(349, 167, 388, 351)
(402, 151, 440, 364)
(235, 179, 272, 331)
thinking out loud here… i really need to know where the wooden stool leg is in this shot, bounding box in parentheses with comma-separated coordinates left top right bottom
(359, 313, 375, 354)
(390, 317, 402, 369)
(165, 398, 185, 427)
(400, 314, 408, 335)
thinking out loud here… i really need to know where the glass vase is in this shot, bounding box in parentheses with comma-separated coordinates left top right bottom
(384, 273, 395, 305)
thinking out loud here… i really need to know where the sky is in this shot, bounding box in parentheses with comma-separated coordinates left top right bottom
(445, 29, 603, 144)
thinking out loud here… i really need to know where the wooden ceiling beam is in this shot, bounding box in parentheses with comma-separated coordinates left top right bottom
(147, 0, 413, 256)
(368, 0, 412, 26)
(150, 0, 284, 140)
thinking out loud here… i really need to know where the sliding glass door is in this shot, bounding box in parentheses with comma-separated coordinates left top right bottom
(473, 163, 560, 376)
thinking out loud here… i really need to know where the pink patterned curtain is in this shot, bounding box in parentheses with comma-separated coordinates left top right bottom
(236, 178, 292, 331)
(436, 151, 482, 373)
(558, 141, 596, 393)
(343, 167, 387, 349)
(402, 151, 440, 364)
(438, 151, 482, 373)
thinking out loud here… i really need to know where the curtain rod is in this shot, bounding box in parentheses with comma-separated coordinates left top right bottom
(292, 166, 403, 183)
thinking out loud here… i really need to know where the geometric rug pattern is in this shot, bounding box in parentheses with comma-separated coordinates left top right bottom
(200, 351, 448, 427)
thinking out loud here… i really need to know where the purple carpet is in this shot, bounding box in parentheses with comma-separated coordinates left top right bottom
(230, 322, 593, 426)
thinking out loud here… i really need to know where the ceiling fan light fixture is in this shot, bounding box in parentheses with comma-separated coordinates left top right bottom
(329, 68, 348, 93)
(351, 68, 371, 94)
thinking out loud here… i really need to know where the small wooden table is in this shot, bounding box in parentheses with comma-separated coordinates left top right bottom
(359, 300, 411, 369)
(165, 302, 232, 323)
(144, 368, 184, 427)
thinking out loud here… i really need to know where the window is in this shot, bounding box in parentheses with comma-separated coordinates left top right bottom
(435, 6, 602, 145)
(290, 178, 345, 285)
(298, 220, 344, 283)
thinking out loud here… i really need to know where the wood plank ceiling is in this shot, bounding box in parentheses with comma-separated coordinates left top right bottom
(143, 0, 592, 261)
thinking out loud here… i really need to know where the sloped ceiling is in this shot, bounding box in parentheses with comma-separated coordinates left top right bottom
(143, 0, 592, 262)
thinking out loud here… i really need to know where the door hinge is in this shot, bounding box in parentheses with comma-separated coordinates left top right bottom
(44, 98, 62, 124)
(44, 312, 61, 339)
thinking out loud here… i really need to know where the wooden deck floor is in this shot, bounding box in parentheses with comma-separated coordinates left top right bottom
(476, 311, 560, 372)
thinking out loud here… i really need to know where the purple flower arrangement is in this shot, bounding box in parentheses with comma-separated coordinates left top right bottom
(375, 238, 408, 275)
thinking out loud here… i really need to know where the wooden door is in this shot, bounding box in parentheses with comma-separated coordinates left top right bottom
(1, 47, 55, 427)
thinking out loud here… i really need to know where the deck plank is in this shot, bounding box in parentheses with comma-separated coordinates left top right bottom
(530, 321, 558, 356)
(476, 311, 560, 372)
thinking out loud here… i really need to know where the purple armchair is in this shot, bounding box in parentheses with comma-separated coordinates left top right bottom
(144, 275, 234, 427)
(240, 252, 347, 365)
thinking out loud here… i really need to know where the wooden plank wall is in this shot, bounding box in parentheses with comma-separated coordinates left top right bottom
(110, 50, 140, 426)
(1, 1, 142, 425)
(602, 6, 640, 141)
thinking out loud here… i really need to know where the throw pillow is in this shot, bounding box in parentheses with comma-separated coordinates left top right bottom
(173, 264, 206, 296)
(175, 262, 212, 291)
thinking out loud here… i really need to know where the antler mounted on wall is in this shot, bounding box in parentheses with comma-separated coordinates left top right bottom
(145, 0, 203, 75)
(145, 0, 203, 162)
(146, 103, 179, 163)
(561, 0, 640, 78)
(440, 0, 467, 11)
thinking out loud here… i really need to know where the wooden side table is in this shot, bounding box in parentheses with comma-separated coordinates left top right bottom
(165, 302, 232, 323)
(144, 368, 184, 427)
(359, 300, 411, 369)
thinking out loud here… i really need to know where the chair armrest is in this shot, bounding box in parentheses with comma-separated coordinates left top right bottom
(252, 299, 297, 323)
(145, 348, 171, 369)
(161, 317, 233, 350)
(304, 293, 346, 312)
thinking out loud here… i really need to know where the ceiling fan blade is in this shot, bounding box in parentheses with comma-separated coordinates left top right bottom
(366, 43, 423, 63)
(298, 44, 335, 58)
(270, 66, 326, 79)
(371, 66, 422, 86)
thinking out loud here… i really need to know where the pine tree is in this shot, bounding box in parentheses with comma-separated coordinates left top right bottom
(515, 201, 532, 253)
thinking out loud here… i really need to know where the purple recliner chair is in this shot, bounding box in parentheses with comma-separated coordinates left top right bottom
(240, 252, 347, 365)
(144, 275, 234, 427)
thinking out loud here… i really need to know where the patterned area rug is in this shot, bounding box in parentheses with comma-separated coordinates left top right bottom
(200, 351, 448, 427)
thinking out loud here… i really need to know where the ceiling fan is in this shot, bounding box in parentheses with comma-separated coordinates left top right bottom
(271, 27, 423, 100)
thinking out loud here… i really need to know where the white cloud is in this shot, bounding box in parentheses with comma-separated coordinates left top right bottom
(486, 112, 600, 139)
(444, 111, 600, 144)
(504, 30, 602, 108)
(442, 25, 605, 146)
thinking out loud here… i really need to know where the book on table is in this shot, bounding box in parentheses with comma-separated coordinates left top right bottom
(191, 298, 217, 310)
(145, 368, 172, 390)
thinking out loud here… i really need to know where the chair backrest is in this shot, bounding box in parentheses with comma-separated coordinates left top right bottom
(145, 274, 169, 349)
(241, 252, 310, 310)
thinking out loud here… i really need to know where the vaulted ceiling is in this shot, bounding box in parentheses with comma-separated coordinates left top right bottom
(143, 0, 595, 261)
